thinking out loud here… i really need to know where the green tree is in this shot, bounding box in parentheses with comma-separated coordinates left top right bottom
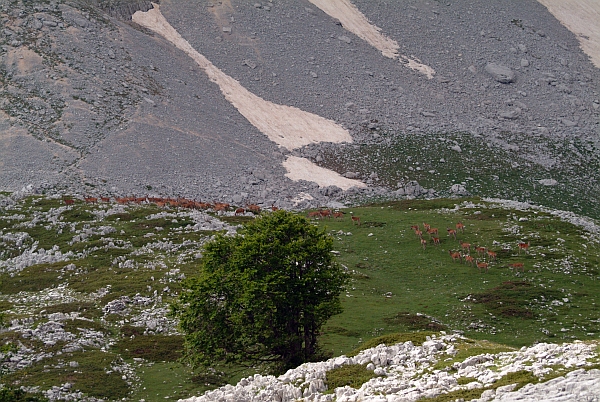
(172, 210, 348, 373)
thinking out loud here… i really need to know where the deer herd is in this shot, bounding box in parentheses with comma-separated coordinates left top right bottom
(63, 196, 268, 215)
(62, 197, 531, 274)
(412, 221, 529, 274)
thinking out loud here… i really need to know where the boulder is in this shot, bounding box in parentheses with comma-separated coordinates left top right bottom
(485, 63, 516, 83)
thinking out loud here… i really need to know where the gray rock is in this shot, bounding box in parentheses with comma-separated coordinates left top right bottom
(538, 179, 558, 186)
(450, 184, 470, 196)
(499, 108, 521, 120)
(485, 63, 516, 83)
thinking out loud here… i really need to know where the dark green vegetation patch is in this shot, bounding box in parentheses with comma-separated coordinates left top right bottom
(324, 364, 380, 392)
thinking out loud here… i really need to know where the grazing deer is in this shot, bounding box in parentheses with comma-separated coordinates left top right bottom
(116, 197, 128, 205)
(423, 223, 431, 232)
(476, 261, 489, 273)
(456, 222, 465, 232)
(475, 246, 487, 257)
(432, 237, 440, 246)
(351, 216, 361, 226)
(421, 238, 428, 250)
(64, 199, 75, 206)
(84, 197, 98, 204)
(449, 250, 462, 262)
(427, 228, 439, 238)
(333, 212, 344, 219)
(518, 242, 530, 254)
(319, 209, 332, 219)
(410, 225, 419, 231)
(414, 229, 423, 238)
(447, 228, 457, 240)
(214, 203, 230, 212)
(100, 197, 110, 203)
(460, 242, 471, 254)
(214, 202, 230, 211)
(271, 204, 279, 212)
(196, 202, 212, 210)
(307, 211, 321, 219)
(509, 262, 525, 273)
(464, 255, 475, 266)
(246, 204, 261, 214)
(235, 207, 246, 216)
(487, 250, 497, 261)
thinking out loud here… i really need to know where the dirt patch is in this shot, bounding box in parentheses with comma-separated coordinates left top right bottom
(383, 311, 447, 331)
(308, 0, 435, 78)
(3, 48, 45, 76)
(283, 156, 365, 190)
(132, 4, 352, 151)
(536, 0, 600, 68)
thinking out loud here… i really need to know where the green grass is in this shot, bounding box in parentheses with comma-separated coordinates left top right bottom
(315, 199, 600, 354)
(1, 195, 598, 401)
(432, 339, 515, 371)
(324, 364, 380, 393)
(317, 132, 600, 219)
(0, 262, 70, 293)
(2, 351, 131, 400)
(115, 333, 184, 362)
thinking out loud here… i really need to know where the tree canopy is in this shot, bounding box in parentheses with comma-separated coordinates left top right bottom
(172, 210, 348, 372)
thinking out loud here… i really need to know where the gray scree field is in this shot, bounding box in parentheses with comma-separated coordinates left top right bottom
(0, 0, 599, 213)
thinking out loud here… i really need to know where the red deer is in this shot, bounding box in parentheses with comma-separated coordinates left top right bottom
(214, 203, 230, 212)
(449, 250, 462, 262)
(518, 242, 530, 254)
(447, 228, 457, 240)
(427, 228, 438, 237)
(333, 212, 344, 219)
(423, 223, 431, 232)
(464, 255, 475, 266)
(509, 262, 525, 273)
(351, 216, 361, 226)
(100, 197, 110, 203)
(195, 202, 211, 210)
(307, 211, 321, 219)
(235, 207, 245, 216)
(414, 229, 423, 238)
(319, 209, 332, 219)
(84, 197, 98, 204)
(456, 222, 465, 232)
(420, 238, 428, 250)
(410, 225, 419, 231)
(475, 246, 487, 257)
(116, 197, 128, 205)
(432, 237, 440, 246)
(246, 204, 261, 214)
(460, 242, 471, 253)
(64, 199, 75, 206)
(476, 261, 489, 273)
(487, 250, 497, 261)
(271, 204, 279, 212)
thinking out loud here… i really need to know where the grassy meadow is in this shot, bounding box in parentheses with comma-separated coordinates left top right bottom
(0, 195, 598, 401)
(318, 132, 600, 220)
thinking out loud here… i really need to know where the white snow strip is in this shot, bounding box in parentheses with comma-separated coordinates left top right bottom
(536, 0, 600, 68)
(283, 156, 365, 190)
(308, 0, 435, 78)
(132, 4, 352, 151)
